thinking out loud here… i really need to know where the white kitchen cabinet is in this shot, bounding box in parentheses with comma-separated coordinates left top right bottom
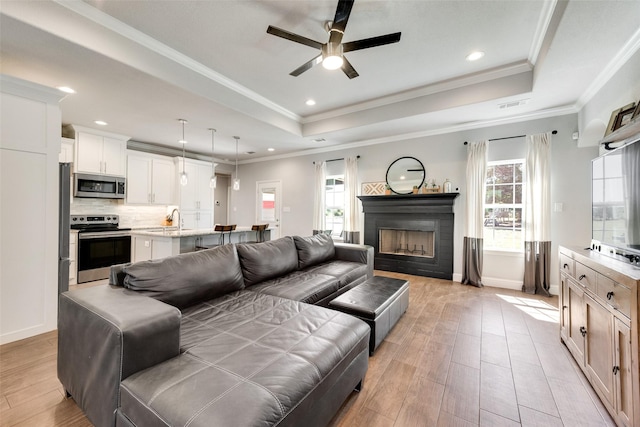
(559, 246, 639, 427)
(175, 157, 214, 229)
(132, 235, 177, 262)
(127, 152, 174, 205)
(72, 126, 129, 176)
(1, 75, 64, 344)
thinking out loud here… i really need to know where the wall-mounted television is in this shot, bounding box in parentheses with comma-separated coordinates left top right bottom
(592, 138, 640, 261)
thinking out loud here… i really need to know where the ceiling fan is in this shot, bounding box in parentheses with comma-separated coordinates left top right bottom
(266, 0, 401, 79)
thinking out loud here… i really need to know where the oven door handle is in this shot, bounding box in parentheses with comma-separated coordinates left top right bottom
(79, 231, 131, 239)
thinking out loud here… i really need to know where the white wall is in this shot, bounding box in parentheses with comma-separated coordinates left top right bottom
(229, 113, 597, 294)
(578, 49, 640, 148)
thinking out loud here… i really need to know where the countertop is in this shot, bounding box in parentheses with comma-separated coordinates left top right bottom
(130, 226, 262, 238)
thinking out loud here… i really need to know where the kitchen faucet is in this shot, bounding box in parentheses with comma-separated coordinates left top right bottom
(170, 208, 182, 231)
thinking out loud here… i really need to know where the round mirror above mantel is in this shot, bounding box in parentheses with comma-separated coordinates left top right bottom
(385, 156, 425, 194)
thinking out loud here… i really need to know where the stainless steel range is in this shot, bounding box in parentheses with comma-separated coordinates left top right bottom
(71, 214, 131, 283)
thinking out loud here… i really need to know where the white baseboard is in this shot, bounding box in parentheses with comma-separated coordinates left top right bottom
(451, 273, 558, 295)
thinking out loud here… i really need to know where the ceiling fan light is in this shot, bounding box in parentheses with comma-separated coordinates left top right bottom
(322, 43, 344, 70)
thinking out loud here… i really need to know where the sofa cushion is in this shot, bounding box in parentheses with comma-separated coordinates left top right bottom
(248, 271, 339, 304)
(304, 260, 369, 289)
(236, 237, 298, 287)
(123, 245, 244, 309)
(293, 234, 335, 270)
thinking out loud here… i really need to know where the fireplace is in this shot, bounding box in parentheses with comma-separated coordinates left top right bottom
(358, 193, 458, 279)
(379, 229, 435, 258)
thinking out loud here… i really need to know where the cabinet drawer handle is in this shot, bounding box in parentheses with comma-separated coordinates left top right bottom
(607, 291, 614, 300)
(579, 326, 587, 337)
(563, 263, 569, 269)
(578, 274, 586, 281)
(613, 366, 620, 375)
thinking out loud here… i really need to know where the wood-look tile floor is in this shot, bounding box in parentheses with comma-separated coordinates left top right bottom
(0, 272, 616, 426)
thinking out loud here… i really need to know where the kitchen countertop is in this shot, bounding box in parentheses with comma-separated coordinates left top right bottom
(130, 226, 263, 238)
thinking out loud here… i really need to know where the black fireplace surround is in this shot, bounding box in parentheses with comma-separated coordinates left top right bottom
(358, 193, 459, 279)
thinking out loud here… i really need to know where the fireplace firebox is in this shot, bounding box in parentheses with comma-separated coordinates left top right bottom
(358, 193, 458, 279)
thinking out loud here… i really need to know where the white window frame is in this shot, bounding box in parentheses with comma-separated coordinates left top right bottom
(484, 159, 525, 252)
(324, 174, 345, 238)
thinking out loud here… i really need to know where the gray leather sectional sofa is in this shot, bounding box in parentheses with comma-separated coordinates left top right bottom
(58, 234, 374, 427)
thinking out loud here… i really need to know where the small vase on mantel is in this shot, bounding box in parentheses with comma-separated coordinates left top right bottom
(443, 178, 452, 193)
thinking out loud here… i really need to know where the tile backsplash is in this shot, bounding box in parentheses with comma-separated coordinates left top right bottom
(70, 198, 175, 228)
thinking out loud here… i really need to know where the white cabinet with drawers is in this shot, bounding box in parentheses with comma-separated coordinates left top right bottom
(559, 246, 640, 427)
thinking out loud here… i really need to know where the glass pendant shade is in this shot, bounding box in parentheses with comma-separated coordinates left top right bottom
(209, 128, 216, 189)
(233, 136, 240, 191)
(178, 119, 188, 186)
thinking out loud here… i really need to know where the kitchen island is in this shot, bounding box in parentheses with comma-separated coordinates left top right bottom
(130, 226, 271, 262)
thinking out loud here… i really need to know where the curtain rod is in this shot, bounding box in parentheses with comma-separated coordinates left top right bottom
(313, 155, 360, 164)
(463, 130, 557, 145)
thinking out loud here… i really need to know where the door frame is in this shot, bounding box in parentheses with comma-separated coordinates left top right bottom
(256, 180, 282, 240)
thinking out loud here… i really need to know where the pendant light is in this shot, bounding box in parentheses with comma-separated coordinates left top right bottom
(233, 136, 240, 191)
(178, 119, 188, 186)
(208, 128, 217, 189)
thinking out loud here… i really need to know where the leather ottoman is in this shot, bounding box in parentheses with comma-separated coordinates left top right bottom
(328, 276, 409, 355)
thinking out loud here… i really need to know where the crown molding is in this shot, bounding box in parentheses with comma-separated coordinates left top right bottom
(241, 104, 578, 164)
(528, 0, 558, 65)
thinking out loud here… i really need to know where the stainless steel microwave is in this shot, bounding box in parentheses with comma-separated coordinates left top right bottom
(74, 173, 126, 199)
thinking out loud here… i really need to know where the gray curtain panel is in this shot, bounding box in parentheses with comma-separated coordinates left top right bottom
(343, 231, 360, 244)
(461, 237, 484, 287)
(523, 240, 551, 295)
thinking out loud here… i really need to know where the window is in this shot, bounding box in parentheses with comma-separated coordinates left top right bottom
(484, 160, 524, 251)
(325, 176, 344, 237)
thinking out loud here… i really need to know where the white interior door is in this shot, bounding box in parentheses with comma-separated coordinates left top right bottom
(256, 180, 281, 240)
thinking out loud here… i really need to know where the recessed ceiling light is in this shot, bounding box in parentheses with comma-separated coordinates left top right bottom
(267, 148, 275, 152)
(466, 51, 485, 61)
(57, 86, 76, 94)
(306, 99, 316, 106)
(178, 139, 187, 144)
(94, 120, 108, 126)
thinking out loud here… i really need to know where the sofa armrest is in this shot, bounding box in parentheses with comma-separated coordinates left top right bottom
(58, 285, 181, 427)
(334, 243, 374, 279)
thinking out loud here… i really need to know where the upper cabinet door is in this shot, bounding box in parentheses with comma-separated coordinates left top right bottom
(102, 137, 126, 176)
(126, 155, 151, 204)
(75, 132, 103, 174)
(196, 162, 214, 210)
(151, 158, 174, 205)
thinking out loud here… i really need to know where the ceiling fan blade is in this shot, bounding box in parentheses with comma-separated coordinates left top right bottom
(329, 0, 355, 45)
(267, 25, 323, 50)
(343, 32, 402, 53)
(341, 56, 359, 79)
(290, 54, 323, 77)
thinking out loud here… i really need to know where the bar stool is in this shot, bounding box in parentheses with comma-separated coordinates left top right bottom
(249, 224, 268, 243)
(215, 224, 236, 245)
